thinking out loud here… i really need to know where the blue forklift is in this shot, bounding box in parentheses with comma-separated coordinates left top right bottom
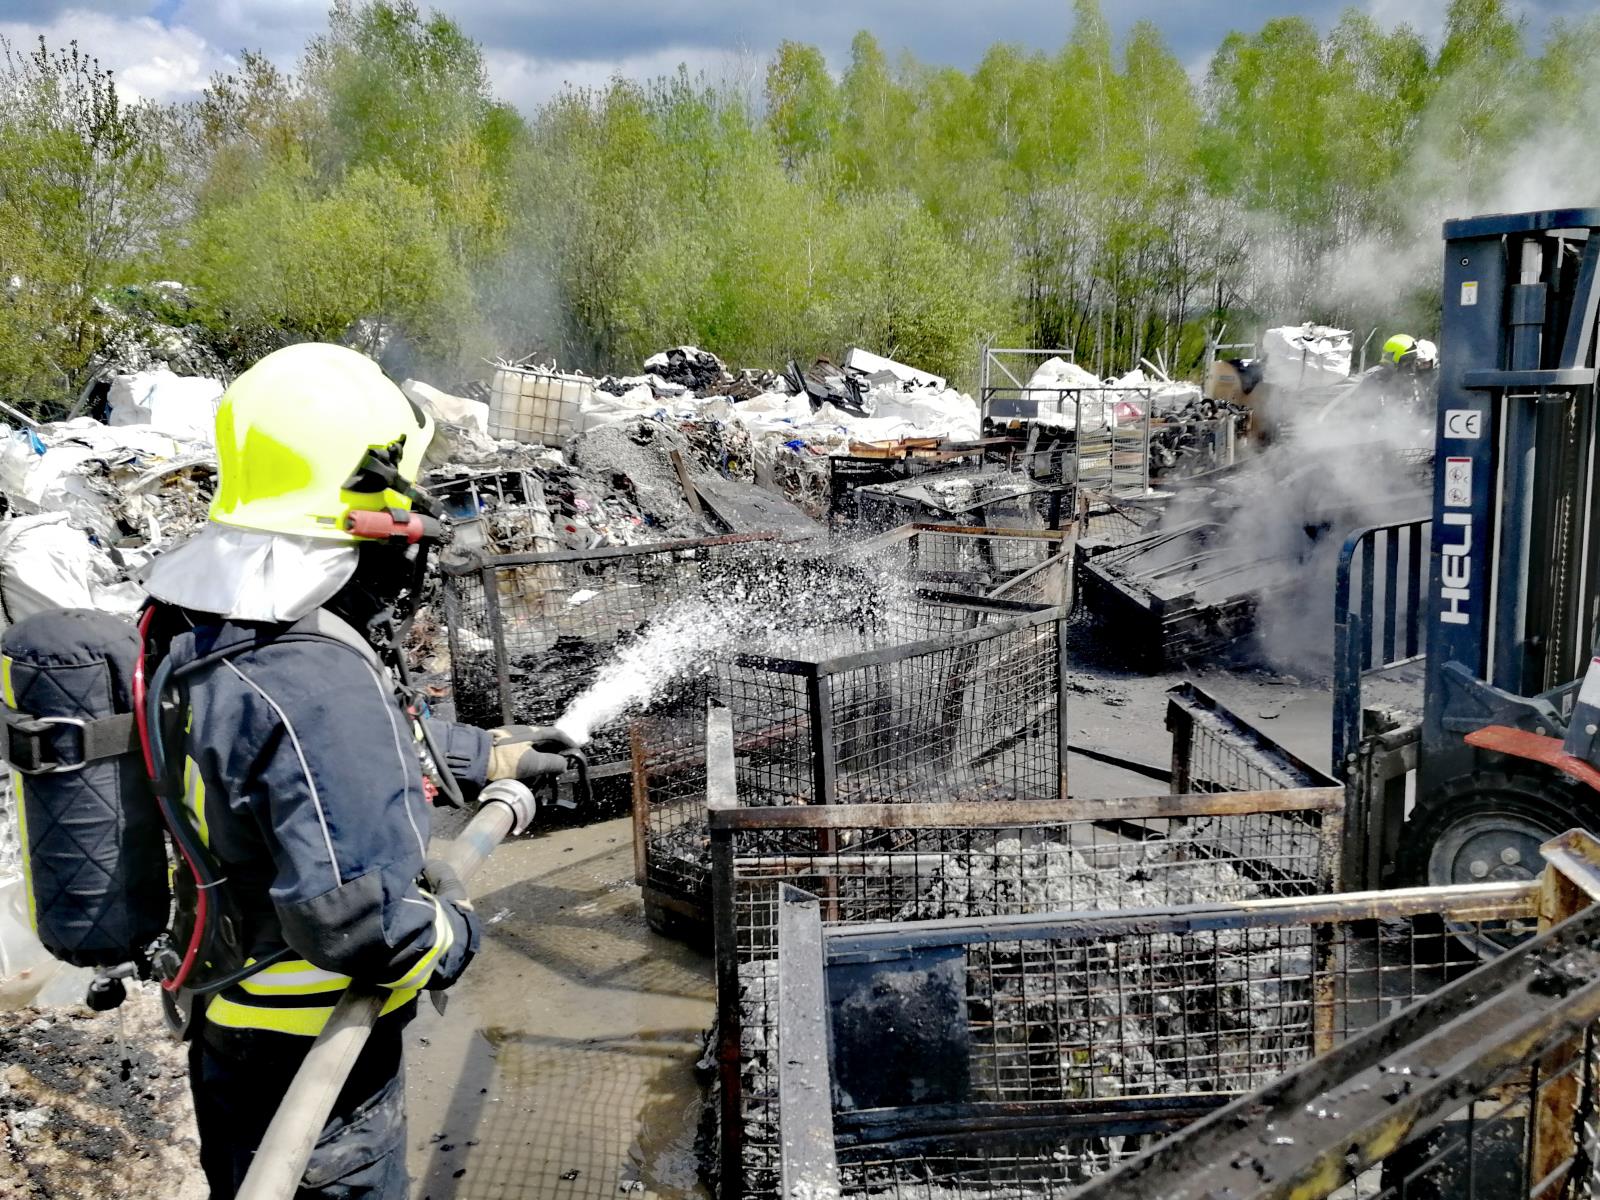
(1337, 208, 1600, 912)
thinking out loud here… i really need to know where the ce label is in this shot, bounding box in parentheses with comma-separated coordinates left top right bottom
(1444, 410, 1482, 439)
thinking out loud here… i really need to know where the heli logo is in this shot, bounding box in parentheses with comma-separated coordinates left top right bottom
(1440, 511, 1472, 626)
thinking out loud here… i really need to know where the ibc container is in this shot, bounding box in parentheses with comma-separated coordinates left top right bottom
(489, 365, 591, 446)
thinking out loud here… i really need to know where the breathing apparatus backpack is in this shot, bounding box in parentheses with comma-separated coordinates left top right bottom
(3, 598, 474, 1020)
(0, 606, 281, 1018)
(2, 610, 167, 971)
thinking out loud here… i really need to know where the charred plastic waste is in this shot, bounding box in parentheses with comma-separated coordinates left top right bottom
(1077, 403, 1434, 671)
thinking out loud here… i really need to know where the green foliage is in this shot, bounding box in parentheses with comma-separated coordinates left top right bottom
(766, 42, 838, 169)
(0, 36, 173, 402)
(4, 0, 1600, 405)
(191, 157, 471, 357)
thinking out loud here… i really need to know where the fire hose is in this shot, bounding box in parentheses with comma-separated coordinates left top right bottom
(234, 778, 539, 1200)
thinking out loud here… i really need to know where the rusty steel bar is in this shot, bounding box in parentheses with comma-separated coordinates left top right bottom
(435, 530, 778, 575)
(1531, 837, 1594, 1191)
(1168, 699, 1195, 795)
(1540, 828, 1600, 902)
(629, 723, 649, 886)
(480, 560, 513, 724)
(707, 789, 1346, 832)
(855, 523, 1070, 554)
(825, 881, 1542, 961)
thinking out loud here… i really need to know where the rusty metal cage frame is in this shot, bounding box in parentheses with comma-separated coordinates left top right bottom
(702, 691, 1352, 1200)
(1165, 682, 1341, 796)
(1067, 831, 1600, 1200)
(437, 532, 776, 759)
(771, 878, 1543, 1200)
(852, 472, 1073, 536)
(634, 591, 1071, 937)
(854, 524, 1072, 605)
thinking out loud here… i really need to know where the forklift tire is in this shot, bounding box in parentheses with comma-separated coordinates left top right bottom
(1399, 769, 1600, 953)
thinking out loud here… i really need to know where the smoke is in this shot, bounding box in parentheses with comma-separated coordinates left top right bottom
(1324, 125, 1600, 324)
(1150, 377, 1434, 676)
(1243, 397, 1434, 672)
(1235, 38, 1600, 335)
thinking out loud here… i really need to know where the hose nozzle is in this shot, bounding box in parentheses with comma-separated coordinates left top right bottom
(479, 778, 537, 836)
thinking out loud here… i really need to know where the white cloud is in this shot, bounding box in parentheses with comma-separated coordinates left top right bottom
(165, 0, 328, 62)
(0, 9, 234, 104)
(1364, 0, 1450, 48)
(484, 44, 757, 115)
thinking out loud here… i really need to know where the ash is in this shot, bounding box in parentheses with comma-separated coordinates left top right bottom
(726, 831, 1319, 1198)
(0, 985, 202, 1200)
(883, 829, 1270, 922)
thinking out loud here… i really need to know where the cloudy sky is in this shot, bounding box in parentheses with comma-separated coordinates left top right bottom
(0, 0, 1586, 110)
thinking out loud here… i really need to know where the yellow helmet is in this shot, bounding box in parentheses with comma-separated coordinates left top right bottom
(209, 343, 435, 542)
(1382, 334, 1417, 367)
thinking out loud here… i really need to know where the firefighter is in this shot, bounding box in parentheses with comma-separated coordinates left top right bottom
(139, 343, 571, 1199)
(1381, 334, 1439, 373)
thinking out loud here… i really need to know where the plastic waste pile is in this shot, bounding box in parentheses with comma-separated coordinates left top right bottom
(421, 345, 987, 523)
(1260, 324, 1353, 391)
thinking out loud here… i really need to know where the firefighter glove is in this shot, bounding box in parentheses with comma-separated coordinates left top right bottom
(422, 857, 470, 910)
(487, 725, 575, 782)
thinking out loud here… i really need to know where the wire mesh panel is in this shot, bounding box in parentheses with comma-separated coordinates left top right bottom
(1069, 866, 1600, 1200)
(438, 534, 774, 733)
(1072, 490, 1164, 548)
(636, 595, 1068, 933)
(714, 787, 1349, 1199)
(854, 475, 1069, 536)
(771, 883, 1542, 1200)
(721, 595, 1066, 808)
(860, 525, 1071, 603)
(1167, 682, 1339, 795)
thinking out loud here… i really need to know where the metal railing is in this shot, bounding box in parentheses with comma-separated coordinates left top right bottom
(1333, 518, 1431, 891)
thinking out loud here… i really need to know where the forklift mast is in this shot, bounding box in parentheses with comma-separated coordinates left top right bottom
(1422, 209, 1600, 804)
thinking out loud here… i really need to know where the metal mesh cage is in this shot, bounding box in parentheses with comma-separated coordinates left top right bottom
(1166, 682, 1340, 795)
(635, 594, 1068, 932)
(858, 525, 1071, 605)
(771, 882, 1541, 1200)
(438, 533, 775, 735)
(854, 475, 1069, 535)
(1067, 843, 1600, 1200)
(713, 784, 1349, 1200)
(1072, 490, 1165, 548)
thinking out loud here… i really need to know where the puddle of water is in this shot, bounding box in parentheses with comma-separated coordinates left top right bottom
(407, 817, 712, 1200)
